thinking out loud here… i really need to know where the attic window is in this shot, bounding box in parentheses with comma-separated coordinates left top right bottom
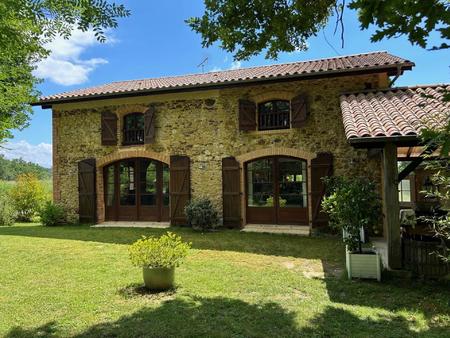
(123, 113, 144, 145)
(258, 100, 290, 130)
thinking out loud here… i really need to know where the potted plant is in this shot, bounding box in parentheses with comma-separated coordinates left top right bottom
(128, 232, 191, 290)
(322, 177, 382, 281)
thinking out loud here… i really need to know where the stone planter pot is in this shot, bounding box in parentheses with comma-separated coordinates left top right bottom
(346, 246, 381, 281)
(142, 267, 175, 290)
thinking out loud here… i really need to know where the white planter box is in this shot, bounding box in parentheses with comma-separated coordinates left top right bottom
(346, 246, 381, 281)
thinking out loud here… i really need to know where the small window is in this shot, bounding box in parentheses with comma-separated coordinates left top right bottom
(258, 100, 290, 131)
(398, 179, 412, 203)
(123, 113, 144, 145)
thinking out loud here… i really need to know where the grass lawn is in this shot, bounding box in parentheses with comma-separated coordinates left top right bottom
(0, 224, 449, 337)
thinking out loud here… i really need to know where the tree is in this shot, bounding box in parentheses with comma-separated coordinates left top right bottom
(0, 0, 129, 142)
(188, 0, 450, 60)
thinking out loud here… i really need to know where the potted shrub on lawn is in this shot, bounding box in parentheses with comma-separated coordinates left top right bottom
(322, 177, 382, 281)
(129, 232, 191, 290)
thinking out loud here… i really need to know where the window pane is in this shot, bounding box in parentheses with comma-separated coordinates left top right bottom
(162, 164, 170, 206)
(105, 165, 115, 206)
(140, 160, 156, 206)
(398, 179, 411, 202)
(123, 113, 144, 144)
(278, 158, 307, 207)
(119, 161, 136, 205)
(247, 159, 273, 207)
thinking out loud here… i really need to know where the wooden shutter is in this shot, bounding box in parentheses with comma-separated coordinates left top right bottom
(144, 105, 156, 144)
(222, 157, 241, 228)
(101, 112, 118, 145)
(78, 158, 96, 223)
(291, 94, 308, 128)
(238, 99, 256, 131)
(169, 155, 190, 225)
(311, 152, 333, 227)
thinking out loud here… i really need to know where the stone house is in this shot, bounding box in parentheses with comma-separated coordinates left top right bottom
(34, 51, 449, 268)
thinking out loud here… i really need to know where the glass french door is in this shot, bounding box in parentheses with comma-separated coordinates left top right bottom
(104, 158, 169, 221)
(246, 157, 308, 224)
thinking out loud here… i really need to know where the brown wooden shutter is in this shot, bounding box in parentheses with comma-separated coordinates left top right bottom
(222, 157, 241, 228)
(291, 94, 308, 128)
(311, 152, 333, 227)
(169, 155, 190, 225)
(144, 105, 156, 144)
(78, 158, 96, 223)
(238, 99, 256, 131)
(101, 112, 117, 145)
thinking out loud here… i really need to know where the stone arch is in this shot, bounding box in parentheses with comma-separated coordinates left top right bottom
(96, 148, 170, 168)
(235, 147, 316, 227)
(96, 148, 170, 223)
(251, 90, 295, 104)
(236, 147, 315, 164)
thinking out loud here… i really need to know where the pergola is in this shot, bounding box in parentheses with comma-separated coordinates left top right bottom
(340, 84, 449, 269)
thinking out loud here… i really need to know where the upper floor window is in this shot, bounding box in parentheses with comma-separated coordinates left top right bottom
(258, 100, 290, 131)
(123, 113, 144, 145)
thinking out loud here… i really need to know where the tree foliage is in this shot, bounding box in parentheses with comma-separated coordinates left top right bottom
(188, 0, 450, 60)
(0, 155, 51, 180)
(10, 173, 48, 221)
(0, 0, 129, 142)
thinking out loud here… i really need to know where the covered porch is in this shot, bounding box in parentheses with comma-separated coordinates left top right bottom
(340, 84, 449, 270)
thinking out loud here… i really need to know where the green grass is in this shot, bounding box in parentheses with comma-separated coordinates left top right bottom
(0, 224, 449, 337)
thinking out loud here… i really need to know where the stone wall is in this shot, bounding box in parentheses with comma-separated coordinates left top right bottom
(52, 73, 385, 224)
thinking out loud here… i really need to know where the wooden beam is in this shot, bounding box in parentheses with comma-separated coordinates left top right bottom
(383, 142, 401, 269)
(398, 144, 438, 181)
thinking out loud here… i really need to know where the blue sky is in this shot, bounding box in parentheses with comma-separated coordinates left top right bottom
(2, 1, 449, 167)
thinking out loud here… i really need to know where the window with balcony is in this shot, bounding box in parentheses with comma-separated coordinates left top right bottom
(123, 113, 144, 145)
(258, 100, 290, 130)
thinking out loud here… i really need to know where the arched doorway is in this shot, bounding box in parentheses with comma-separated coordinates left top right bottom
(103, 158, 169, 221)
(245, 156, 308, 224)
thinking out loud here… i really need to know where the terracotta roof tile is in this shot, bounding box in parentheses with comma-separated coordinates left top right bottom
(340, 84, 450, 140)
(37, 51, 413, 104)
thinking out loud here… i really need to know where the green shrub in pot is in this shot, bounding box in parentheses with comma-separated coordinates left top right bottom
(322, 176, 383, 281)
(129, 232, 191, 290)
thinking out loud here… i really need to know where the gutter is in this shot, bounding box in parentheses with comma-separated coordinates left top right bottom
(33, 62, 414, 108)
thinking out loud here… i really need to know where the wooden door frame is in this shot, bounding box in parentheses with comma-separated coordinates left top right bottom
(104, 157, 168, 222)
(245, 155, 309, 225)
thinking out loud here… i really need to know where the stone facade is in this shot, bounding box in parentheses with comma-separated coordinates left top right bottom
(52, 73, 387, 225)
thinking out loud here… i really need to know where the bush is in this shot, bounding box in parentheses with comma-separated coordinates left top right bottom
(322, 176, 382, 253)
(10, 173, 47, 221)
(184, 198, 219, 230)
(39, 201, 67, 226)
(0, 194, 16, 226)
(129, 232, 191, 268)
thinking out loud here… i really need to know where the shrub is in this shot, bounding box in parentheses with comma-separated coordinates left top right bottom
(0, 194, 16, 226)
(39, 201, 67, 226)
(10, 173, 47, 221)
(184, 198, 219, 230)
(129, 232, 191, 269)
(322, 176, 382, 253)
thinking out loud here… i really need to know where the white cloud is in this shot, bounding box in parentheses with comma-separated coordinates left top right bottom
(0, 141, 52, 168)
(230, 61, 242, 70)
(210, 66, 222, 72)
(34, 29, 112, 86)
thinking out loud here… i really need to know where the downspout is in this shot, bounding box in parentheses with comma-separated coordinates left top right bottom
(389, 65, 403, 87)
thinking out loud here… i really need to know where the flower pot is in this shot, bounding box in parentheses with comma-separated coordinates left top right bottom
(346, 246, 381, 281)
(142, 267, 175, 290)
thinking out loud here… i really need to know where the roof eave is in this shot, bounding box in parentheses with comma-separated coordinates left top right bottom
(348, 135, 420, 148)
(33, 62, 414, 108)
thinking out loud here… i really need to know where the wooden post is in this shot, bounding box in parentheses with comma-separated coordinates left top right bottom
(382, 142, 401, 269)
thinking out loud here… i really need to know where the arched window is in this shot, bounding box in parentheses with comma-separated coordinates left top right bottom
(123, 113, 144, 145)
(258, 100, 290, 130)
